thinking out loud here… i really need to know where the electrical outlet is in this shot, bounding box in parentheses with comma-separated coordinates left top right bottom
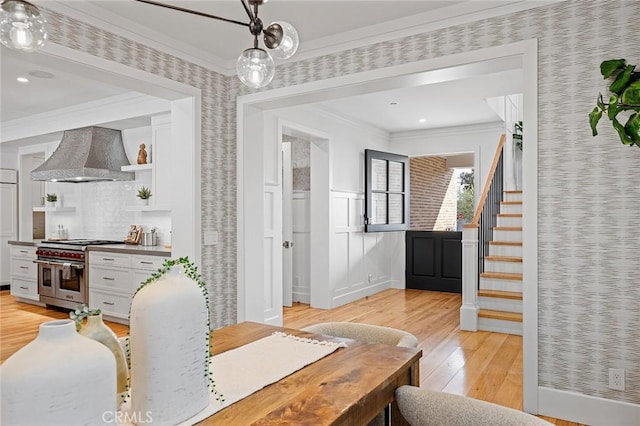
(367, 274, 373, 283)
(609, 368, 625, 391)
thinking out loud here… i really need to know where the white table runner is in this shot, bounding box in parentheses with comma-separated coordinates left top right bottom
(119, 332, 347, 425)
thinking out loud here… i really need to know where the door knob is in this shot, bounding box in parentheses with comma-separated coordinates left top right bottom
(282, 241, 294, 248)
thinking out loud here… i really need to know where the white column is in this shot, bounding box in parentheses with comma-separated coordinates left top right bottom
(460, 226, 479, 331)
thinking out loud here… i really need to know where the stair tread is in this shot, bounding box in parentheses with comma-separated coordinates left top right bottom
(503, 190, 523, 194)
(485, 255, 522, 262)
(489, 241, 522, 246)
(478, 289, 523, 300)
(481, 272, 522, 280)
(501, 201, 522, 205)
(479, 309, 523, 322)
(493, 227, 523, 231)
(497, 214, 522, 217)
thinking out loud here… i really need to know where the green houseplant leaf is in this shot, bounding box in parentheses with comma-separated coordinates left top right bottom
(589, 107, 603, 136)
(609, 64, 635, 94)
(621, 81, 640, 105)
(591, 59, 640, 148)
(625, 113, 640, 145)
(600, 59, 626, 78)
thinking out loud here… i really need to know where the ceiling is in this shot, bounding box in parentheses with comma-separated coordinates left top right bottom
(1, 0, 526, 142)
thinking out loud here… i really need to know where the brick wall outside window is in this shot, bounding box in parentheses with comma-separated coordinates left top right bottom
(409, 156, 457, 231)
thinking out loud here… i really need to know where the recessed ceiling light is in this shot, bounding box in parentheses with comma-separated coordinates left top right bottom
(389, 102, 398, 106)
(16, 77, 29, 83)
(29, 70, 55, 79)
(419, 118, 427, 123)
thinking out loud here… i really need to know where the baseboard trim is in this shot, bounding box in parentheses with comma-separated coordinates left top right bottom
(332, 281, 389, 307)
(538, 386, 640, 426)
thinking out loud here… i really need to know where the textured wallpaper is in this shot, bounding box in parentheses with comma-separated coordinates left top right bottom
(46, 0, 639, 404)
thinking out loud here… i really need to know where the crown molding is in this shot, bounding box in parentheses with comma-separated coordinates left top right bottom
(311, 104, 390, 140)
(35, 1, 560, 77)
(36, 1, 234, 76)
(1, 93, 170, 143)
(391, 121, 504, 141)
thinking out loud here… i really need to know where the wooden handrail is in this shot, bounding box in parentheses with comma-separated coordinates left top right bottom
(463, 134, 506, 228)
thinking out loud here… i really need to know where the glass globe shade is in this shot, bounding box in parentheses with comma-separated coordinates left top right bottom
(236, 48, 275, 89)
(267, 21, 299, 60)
(0, 0, 47, 52)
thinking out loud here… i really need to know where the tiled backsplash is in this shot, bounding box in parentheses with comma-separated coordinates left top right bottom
(46, 177, 171, 246)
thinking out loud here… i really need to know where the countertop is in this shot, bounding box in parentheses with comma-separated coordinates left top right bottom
(8, 240, 171, 256)
(86, 244, 171, 257)
(8, 240, 42, 247)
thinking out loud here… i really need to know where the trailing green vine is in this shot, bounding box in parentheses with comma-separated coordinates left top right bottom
(129, 256, 224, 404)
(589, 59, 640, 147)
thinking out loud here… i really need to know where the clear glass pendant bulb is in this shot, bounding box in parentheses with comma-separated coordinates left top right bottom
(0, 0, 47, 52)
(236, 48, 275, 89)
(267, 21, 299, 60)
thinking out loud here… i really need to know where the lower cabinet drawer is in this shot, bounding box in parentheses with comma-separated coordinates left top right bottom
(11, 278, 39, 300)
(89, 290, 131, 319)
(12, 258, 37, 279)
(89, 266, 133, 293)
(131, 255, 167, 271)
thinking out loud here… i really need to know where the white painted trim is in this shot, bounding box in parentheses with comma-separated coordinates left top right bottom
(1, 93, 170, 143)
(392, 121, 504, 140)
(332, 281, 391, 306)
(312, 105, 390, 139)
(460, 227, 479, 331)
(521, 38, 539, 414)
(538, 387, 640, 426)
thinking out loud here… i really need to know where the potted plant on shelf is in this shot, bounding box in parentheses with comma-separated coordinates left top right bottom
(136, 186, 152, 206)
(46, 193, 58, 207)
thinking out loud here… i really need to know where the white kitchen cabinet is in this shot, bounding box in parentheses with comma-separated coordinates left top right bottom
(88, 251, 168, 324)
(1, 170, 18, 286)
(10, 246, 40, 303)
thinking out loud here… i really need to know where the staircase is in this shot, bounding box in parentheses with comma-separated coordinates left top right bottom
(477, 190, 523, 335)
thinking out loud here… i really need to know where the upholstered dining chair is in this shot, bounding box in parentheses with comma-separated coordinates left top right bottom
(302, 322, 419, 426)
(395, 385, 553, 426)
(301, 321, 419, 348)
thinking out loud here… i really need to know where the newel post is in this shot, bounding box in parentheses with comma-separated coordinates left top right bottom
(460, 225, 479, 331)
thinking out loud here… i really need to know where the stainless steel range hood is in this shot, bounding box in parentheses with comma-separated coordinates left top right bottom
(31, 127, 134, 183)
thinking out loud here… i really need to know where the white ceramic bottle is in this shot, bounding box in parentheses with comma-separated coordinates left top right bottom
(0, 319, 116, 425)
(129, 264, 209, 424)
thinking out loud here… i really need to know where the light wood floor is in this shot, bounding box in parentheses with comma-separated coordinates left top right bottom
(1, 289, 580, 425)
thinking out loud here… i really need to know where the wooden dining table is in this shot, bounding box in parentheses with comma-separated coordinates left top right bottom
(200, 322, 422, 425)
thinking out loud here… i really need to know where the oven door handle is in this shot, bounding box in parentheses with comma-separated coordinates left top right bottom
(33, 259, 84, 269)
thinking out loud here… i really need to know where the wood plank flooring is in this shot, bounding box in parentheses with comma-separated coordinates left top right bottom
(0, 289, 580, 425)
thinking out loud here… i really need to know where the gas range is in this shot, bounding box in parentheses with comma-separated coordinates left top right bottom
(37, 239, 123, 260)
(35, 239, 123, 310)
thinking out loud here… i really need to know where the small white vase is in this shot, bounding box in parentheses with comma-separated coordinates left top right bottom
(136, 198, 149, 206)
(0, 320, 116, 425)
(80, 313, 129, 408)
(130, 265, 209, 424)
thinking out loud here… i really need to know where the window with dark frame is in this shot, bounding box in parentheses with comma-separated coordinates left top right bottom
(364, 149, 410, 232)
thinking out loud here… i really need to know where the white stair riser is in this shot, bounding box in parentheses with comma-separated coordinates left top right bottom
(497, 216, 522, 227)
(489, 244, 522, 257)
(503, 192, 523, 202)
(493, 229, 522, 242)
(480, 277, 522, 292)
(484, 260, 522, 274)
(478, 297, 522, 313)
(478, 317, 522, 335)
(500, 203, 522, 214)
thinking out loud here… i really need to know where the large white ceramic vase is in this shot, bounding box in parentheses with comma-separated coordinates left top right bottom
(0, 319, 116, 425)
(130, 265, 209, 424)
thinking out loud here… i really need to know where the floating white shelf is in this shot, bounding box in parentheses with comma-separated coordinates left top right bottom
(33, 206, 76, 213)
(121, 164, 152, 172)
(124, 205, 171, 212)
